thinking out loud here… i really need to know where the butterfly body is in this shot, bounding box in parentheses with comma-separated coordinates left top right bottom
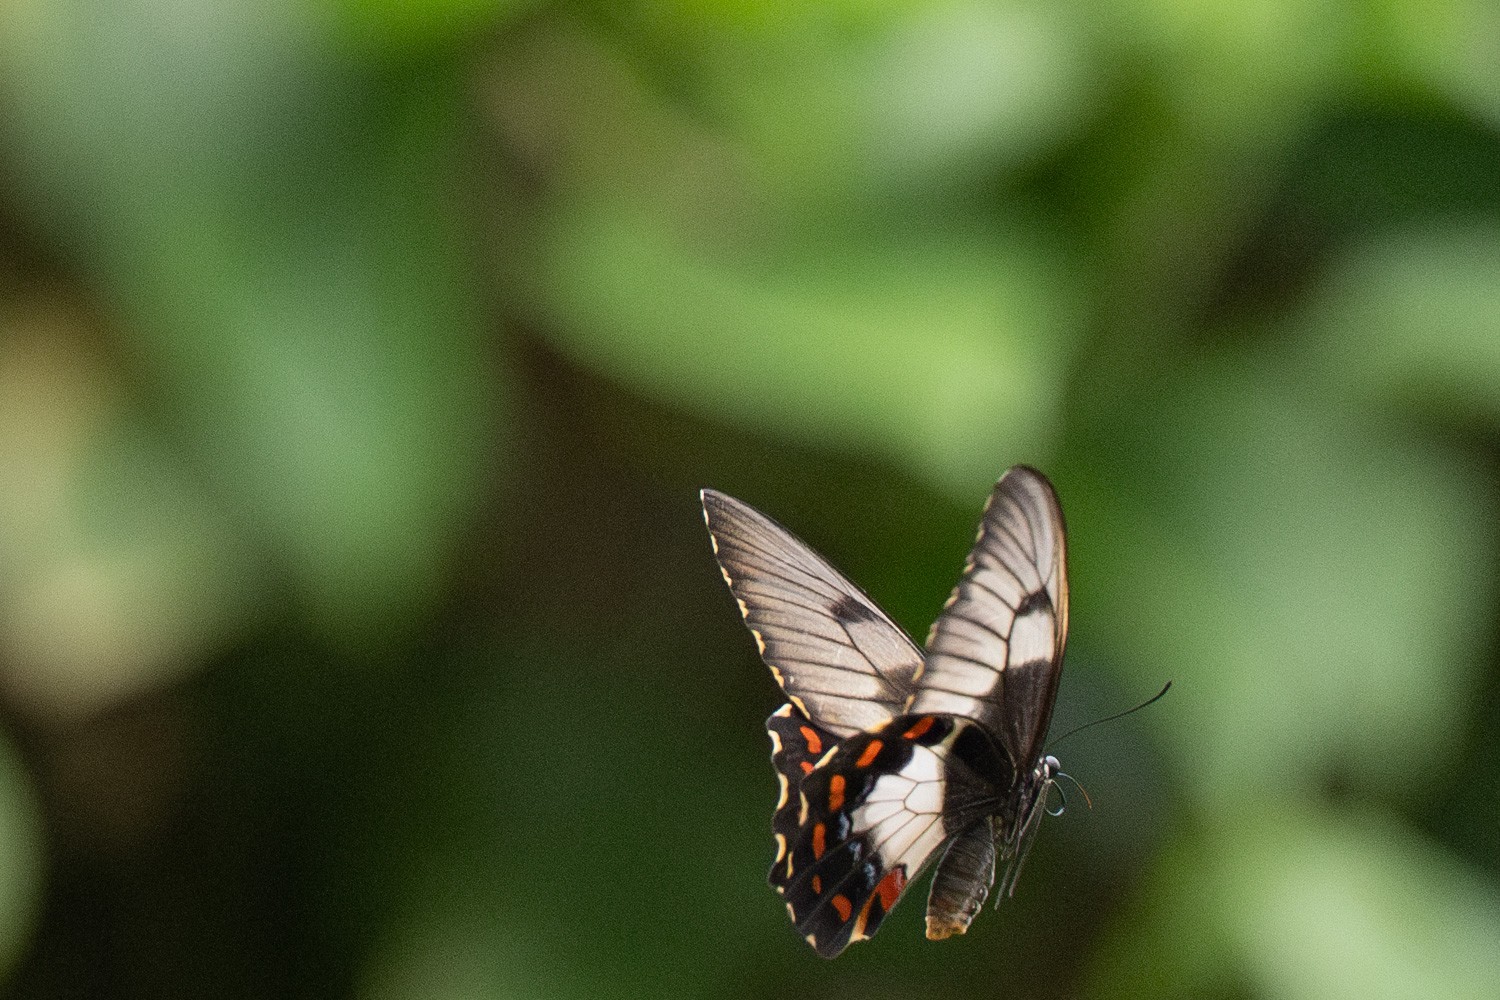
(702, 466, 1068, 957)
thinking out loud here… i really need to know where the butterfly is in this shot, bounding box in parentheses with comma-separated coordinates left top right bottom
(700, 465, 1069, 957)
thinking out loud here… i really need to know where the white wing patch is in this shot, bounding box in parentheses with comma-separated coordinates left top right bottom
(1008, 604, 1055, 666)
(848, 743, 952, 883)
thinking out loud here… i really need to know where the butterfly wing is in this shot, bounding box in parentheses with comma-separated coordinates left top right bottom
(702, 489, 923, 737)
(773, 714, 996, 958)
(909, 465, 1069, 774)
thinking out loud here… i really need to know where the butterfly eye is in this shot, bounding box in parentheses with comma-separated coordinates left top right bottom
(1043, 755, 1061, 776)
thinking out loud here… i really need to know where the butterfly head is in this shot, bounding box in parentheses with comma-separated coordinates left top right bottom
(1034, 754, 1064, 817)
(1032, 753, 1062, 801)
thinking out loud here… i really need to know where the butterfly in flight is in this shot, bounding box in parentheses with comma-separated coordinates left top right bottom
(701, 466, 1069, 957)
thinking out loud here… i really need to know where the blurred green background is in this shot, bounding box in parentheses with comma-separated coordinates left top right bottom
(2, 1, 1499, 998)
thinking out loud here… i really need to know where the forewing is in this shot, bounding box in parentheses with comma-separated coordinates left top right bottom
(910, 466, 1069, 769)
(773, 714, 994, 958)
(703, 489, 923, 737)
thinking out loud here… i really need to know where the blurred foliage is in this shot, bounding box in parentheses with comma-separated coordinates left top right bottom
(1, 2, 1499, 999)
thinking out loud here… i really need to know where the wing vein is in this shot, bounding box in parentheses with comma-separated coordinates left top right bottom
(963, 574, 1017, 612)
(940, 608, 1010, 644)
(923, 651, 1002, 674)
(992, 515, 1037, 567)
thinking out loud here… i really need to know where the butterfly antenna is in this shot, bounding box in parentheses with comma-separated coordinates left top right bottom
(1055, 770, 1093, 810)
(1048, 681, 1172, 749)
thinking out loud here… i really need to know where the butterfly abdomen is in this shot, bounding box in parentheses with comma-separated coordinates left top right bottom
(924, 819, 996, 939)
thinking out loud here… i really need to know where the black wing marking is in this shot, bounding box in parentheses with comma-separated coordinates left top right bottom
(910, 465, 1068, 771)
(702, 489, 923, 737)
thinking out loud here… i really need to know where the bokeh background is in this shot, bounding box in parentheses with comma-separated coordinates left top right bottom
(2, 2, 1500, 998)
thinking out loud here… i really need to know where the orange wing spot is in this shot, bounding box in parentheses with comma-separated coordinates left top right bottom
(831, 894, 853, 922)
(854, 895, 874, 938)
(855, 740, 884, 768)
(811, 822, 826, 859)
(798, 725, 823, 755)
(811, 875, 822, 895)
(902, 716, 936, 740)
(828, 774, 846, 812)
(799, 761, 814, 775)
(875, 866, 907, 911)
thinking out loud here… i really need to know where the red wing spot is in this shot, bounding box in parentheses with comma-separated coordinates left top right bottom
(811, 822, 826, 860)
(811, 875, 822, 894)
(855, 740, 884, 768)
(831, 895, 853, 922)
(798, 725, 823, 755)
(799, 761, 814, 774)
(875, 866, 907, 911)
(828, 774, 846, 812)
(854, 866, 908, 939)
(902, 716, 936, 740)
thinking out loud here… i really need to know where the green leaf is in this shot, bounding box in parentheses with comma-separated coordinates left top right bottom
(1084, 808, 1500, 1000)
(1299, 225, 1500, 424)
(525, 196, 1078, 499)
(1226, 808, 1500, 1000)
(1067, 351, 1496, 809)
(0, 735, 42, 980)
(1, 4, 502, 648)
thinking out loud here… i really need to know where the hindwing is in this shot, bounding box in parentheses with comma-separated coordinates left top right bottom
(773, 714, 996, 958)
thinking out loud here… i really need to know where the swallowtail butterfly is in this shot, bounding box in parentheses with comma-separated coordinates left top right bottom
(701, 466, 1068, 957)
